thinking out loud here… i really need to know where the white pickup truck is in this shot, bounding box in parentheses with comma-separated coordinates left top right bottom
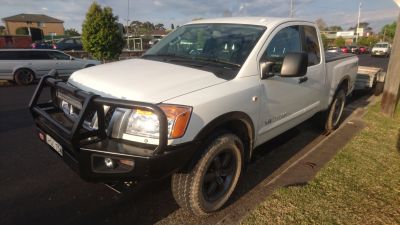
(30, 17, 358, 215)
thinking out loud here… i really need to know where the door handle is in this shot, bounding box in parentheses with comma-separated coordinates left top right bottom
(298, 76, 308, 84)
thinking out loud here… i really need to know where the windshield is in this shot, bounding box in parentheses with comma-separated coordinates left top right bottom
(374, 44, 388, 48)
(144, 23, 266, 68)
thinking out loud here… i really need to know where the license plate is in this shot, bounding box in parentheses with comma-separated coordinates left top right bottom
(46, 135, 63, 156)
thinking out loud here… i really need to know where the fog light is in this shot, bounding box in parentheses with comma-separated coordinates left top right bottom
(104, 158, 115, 168)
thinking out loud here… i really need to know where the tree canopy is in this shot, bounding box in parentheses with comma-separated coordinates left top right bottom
(127, 21, 166, 36)
(82, 2, 124, 62)
(380, 21, 397, 41)
(0, 25, 6, 35)
(334, 36, 345, 47)
(64, 28, 80, 36)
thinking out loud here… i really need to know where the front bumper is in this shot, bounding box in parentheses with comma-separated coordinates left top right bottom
(30, 76, 197, 183)
(372, 51, 387, 56)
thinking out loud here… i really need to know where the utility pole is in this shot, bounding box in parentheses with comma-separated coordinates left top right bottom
(290, 0, 294, 18)
(355, 1, 362, 44)
(381, 10, 400, 116)
(126, 0, 130, 50)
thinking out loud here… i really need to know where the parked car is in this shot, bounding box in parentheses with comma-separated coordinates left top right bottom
(149, 38, 162, 46)
(31, 41, 55, 49)
(0, 49, 100, 85)
(371, 42, 391, 57)
(30, 17, 358, 215)
(348, 45, 359, 54)
(326, 46, 341, 53)
(340, 46, 349, 53)
(358, 46, 369, 54)
(54, 37, 83, 51)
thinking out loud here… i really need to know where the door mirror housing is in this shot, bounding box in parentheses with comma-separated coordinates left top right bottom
(280, 52, 308, 77)
(70, 56, 75, 60)
(260, 61, 275, 79)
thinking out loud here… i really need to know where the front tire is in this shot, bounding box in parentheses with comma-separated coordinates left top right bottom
(171, 133, 243, 216)
(14, 68, 35, 85)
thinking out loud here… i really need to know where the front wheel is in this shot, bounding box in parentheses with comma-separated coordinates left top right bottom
(171, 133, 243, 216)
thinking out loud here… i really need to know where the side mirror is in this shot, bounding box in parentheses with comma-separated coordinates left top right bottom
(280, 52, 308, 77)
(70, 56, 75, 60)
(260, 61, 275, 79)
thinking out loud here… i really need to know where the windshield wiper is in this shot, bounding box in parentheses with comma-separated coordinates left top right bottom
(194, 57, 241, 68)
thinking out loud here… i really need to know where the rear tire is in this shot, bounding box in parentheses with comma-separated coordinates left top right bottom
(171, 133, 243, 216)
(324, 88, 346, 133)
(14, 68, 35, 85)
(314, 87, 346, 134)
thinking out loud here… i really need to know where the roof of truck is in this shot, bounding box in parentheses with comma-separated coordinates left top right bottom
(186, 17, 312, 27)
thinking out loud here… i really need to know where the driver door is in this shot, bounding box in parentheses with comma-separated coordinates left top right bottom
(256, 24, 323, 145)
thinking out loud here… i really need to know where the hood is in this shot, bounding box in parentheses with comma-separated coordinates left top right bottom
(68, 58, 227, 103)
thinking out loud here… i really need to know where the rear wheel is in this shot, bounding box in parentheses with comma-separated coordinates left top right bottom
(171, 133, 243, 216)
(325, 88, 346, 133)
(14, 68, 35, 85)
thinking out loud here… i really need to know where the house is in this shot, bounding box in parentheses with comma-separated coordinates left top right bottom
(2, 14, 64, 41)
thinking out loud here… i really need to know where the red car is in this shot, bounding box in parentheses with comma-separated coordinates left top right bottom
(358, 46, 369, 54)
(340, 46, 349, 53)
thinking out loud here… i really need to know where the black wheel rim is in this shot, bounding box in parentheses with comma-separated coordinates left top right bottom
(17, 70, 33, 85)
(202, 150, 237, 202)
(332, 93, 345, 126)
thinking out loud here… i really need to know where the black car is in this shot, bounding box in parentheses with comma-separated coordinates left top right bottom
(54, 37, 83, 51)
(348, 45, 360, 54)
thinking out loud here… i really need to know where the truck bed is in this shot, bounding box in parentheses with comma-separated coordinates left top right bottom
(325, 52, 355, 63)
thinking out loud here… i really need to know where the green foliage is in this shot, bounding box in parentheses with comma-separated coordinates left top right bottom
(64, 28, 80, 36)
(380, 21, 397, 41)
(326, 26, 343, 31)
(0, 25, 5, 35)
(128, 21, 165, 36)
(82, 2, 124, 61)
(320, 33, 329, 49)
(357, 36, 379, 47)
(334, 36, 345, 47)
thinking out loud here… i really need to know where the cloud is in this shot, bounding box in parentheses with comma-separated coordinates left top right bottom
(0, 0, 397, 32)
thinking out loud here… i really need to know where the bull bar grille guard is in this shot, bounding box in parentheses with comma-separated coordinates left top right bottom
(29, 75, 169, 155)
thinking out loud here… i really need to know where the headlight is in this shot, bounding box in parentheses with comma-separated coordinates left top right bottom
(125, 104, 192, 139)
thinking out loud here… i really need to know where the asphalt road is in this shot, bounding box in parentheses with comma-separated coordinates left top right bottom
(0, 55, 389, 225)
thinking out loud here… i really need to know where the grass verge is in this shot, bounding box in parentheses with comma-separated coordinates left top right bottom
(242, 102, 400, 225)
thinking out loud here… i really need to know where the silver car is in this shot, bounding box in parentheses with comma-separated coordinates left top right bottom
(0, 49, 100, 85)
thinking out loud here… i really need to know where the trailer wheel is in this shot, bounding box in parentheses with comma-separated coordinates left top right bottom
(171, 133, 243, 216)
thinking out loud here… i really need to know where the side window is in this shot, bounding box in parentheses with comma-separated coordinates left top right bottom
(261, 26, 301, 72)
(303, 26, 321, 66)
(47, 51, 70, 60)
(28, 51, 50, 60)
(65, 39, 74, 44)
(0, 52, 16, 60)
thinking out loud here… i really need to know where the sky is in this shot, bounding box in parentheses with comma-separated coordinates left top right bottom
(0, 0, 398, 33)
